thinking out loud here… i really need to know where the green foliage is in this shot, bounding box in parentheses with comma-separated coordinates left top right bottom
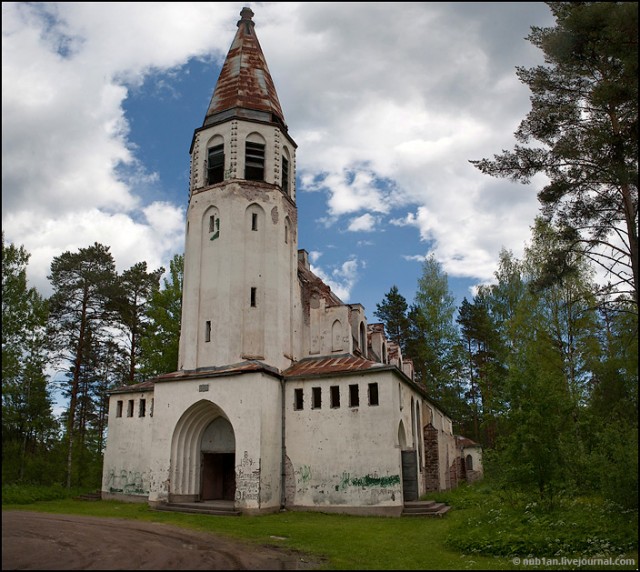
(427, 481, 638, 559)
(374, 285, 411, 352)
(112, 261, 164, 385)
(2, 234, 58, 483)
(139, 253, 183, 377)
(1, 483, 86, 505)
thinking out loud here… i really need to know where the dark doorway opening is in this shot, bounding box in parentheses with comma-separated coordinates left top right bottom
(201, 453, 236, 501)
(401, 449, 418, 502)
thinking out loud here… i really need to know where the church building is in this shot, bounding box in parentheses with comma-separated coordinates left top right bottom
(101, 7, 482, 516)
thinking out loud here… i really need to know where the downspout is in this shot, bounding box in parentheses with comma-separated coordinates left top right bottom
(280, 377, 286, 511)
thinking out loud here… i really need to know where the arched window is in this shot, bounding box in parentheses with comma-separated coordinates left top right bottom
(466, 454, 473, 471)
(245, 133, 266, 181)
(332, 320, 343, 352)
(281, 147, 291, 195)
(206, 135, 225, 185)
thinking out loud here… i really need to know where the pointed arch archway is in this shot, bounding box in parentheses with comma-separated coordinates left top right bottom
(170, 400, 236, 502)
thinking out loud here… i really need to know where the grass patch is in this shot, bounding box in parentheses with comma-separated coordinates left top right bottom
(1, 483, 90, 504)
(3, 482, 637, 569)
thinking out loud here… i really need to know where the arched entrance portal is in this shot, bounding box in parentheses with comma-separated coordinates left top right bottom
(200, 417, 236, 501)
(169, 400, 236, 503)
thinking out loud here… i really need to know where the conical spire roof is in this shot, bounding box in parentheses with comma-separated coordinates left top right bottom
(204, 7, 285, 128)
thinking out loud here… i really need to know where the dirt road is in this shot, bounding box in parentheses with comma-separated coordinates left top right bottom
(2, 511, 321, 570)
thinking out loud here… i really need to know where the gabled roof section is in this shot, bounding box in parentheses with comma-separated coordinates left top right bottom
(204, 7, 285, 128)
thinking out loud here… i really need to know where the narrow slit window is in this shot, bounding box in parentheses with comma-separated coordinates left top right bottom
(139, 398, 146, 417)
(207, 144, 224, 185)
(312, 387, 322, 409)
(330, 385, 340, 408)
(127, 399, 134, 418)
(294, 388, 303, 410)
(245, 142, 265, 181)
(150, 398, 154, 418)
(349, 384, 359, 407)
(205, 320, 211, 342)
(251, 212, 258, 231)
(282, 155, 290, 195)
(250, 287, 257, 307)
(368, 382, 379, 406)
(116, 400, 123, 418)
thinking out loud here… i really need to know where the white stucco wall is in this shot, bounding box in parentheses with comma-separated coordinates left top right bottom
(284, 371, 404, 512)
(102, 391, 154, 500)
(179, 181, 300, 373)
(145, 371, 283, 512)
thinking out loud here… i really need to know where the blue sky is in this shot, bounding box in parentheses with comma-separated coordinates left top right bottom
(2, 2, 556, 322)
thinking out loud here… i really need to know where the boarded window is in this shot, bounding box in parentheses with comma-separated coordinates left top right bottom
(116, 400, 123, 418)
(294, 388, 303, 410)
(312, 387, 322, 409)
(368, 383, 379, 406)
(245, 141, 265, 181)
(139, 398, 146, 417)
(207, 144, 224, 184)
(349, 384, 359, 407)
(330, 385, 340, 408)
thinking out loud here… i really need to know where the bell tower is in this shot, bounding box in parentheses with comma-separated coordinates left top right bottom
(178, 7, 300, 372)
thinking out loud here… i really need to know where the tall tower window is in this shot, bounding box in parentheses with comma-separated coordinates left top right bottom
(282, 155, 289, 195)
(245, 142, 265, 181)
(207, 144, 224, 185)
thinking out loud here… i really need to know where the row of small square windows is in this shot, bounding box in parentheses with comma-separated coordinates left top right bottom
(115, 398, 153, 418)
(294, 382, 379, 410)
(114, 383, 379, 418)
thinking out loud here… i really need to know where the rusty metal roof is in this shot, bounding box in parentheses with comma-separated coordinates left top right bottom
(204, 7, 285, 127)
(284, 354, 391, 379)
(455, 435, 481, 448)
(109, 379, 155, 394)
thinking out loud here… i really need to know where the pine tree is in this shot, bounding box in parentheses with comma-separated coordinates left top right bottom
(139, 254, 183, 377)
(2, 233, 57, 483)
(374, 285, 410, 352)
(113, 261, 164, 385)
(471, 2, 638, 309)
(48, 242, 118, 488)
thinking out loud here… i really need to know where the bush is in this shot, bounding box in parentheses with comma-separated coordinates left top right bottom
(427, 481, 638, 558)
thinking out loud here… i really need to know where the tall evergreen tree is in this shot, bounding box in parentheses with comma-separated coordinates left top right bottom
(2, 233, 57, 483)
(113, 261, 164, 385)
(139, 254, 183, 377)
(48, 242, 118, 488)
(374, 285, 411, 352)
(406, 255, 464, 420)
(457, 295, 504, 444)
(472, 1, 638, 308)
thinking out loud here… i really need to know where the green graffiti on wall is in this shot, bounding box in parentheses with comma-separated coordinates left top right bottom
(335, 473, 400, 491)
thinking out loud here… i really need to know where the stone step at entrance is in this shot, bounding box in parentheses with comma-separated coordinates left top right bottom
(401, 500, 451, 517)
(152, 500, 241, 517)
